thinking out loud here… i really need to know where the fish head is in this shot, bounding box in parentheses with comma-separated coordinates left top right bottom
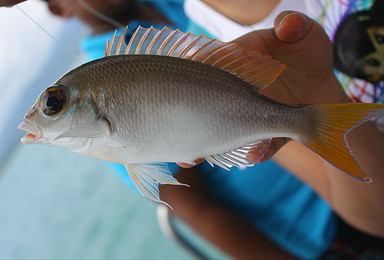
(18, 85, 77, 145)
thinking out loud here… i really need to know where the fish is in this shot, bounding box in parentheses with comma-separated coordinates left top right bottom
(18, 26, 384, 204)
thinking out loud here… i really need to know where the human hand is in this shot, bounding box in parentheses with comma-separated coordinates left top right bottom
(178, 11, 384, 238)
(0, 0, 26, 7)
(237, 11, 350, 104)
(177, 11, 350, 168)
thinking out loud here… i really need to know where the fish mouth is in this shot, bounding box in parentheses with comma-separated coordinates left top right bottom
(18, 120, 43, 144)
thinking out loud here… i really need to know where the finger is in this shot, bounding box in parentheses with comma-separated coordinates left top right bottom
(177, 158, 205, 168)
(258, 138, 290, 163)
(48, 0, 74, 18)
(231, 12, 313, 55)
(274, 11, 312, 43)
(177, 163, 196, 168)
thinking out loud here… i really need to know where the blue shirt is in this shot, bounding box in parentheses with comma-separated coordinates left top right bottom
(200, 160, 336, 259)
(81, 0, 188, 61)
(80, 8, 336, 260)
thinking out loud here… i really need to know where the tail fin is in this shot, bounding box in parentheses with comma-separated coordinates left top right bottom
(301, 103, 384, 182)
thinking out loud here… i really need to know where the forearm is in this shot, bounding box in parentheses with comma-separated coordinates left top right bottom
(200, 0, 280, 25)
(186, 203, 296, 259)
(273, 122, 384, 237)
(327, 122, 384, 237)
(160, 167, 296, 259)
(0, 0, 26, 7)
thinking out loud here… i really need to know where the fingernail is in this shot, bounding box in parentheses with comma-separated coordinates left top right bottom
(276, 12, 311, 42)
(279, 13, 298, 26)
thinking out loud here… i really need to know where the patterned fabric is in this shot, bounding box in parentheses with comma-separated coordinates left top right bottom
(312, 0, 384, 131)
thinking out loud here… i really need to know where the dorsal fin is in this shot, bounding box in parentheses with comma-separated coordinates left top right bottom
(106, 26, 285, 89)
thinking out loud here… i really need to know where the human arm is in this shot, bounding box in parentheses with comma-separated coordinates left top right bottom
(159, 167, 296, 259)
(179, 11, 384, 237)
(0, 0, 26, 7)
(234, 12, 384, 237)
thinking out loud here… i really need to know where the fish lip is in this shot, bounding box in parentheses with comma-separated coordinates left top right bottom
(18, 120, 43, 142)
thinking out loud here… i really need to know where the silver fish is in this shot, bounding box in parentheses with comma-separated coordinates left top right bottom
(18, 27, 384, 204)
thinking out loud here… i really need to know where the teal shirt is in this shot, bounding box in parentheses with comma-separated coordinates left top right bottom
(81, 0, 188, 62)
(200, 160, 336, 259)
(80, 9, 336, 259)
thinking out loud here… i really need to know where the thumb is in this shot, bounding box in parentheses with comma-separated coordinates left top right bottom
(274, 11, 312, 43)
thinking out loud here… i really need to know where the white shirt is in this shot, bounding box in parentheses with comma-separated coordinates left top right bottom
(184, 0, 320, 41)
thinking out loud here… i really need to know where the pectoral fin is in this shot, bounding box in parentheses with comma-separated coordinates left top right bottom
(56, 118, 111, 139)
(124, 163, 187, 207)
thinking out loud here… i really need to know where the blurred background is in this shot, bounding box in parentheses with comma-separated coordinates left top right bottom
(0, 1, 225, 259)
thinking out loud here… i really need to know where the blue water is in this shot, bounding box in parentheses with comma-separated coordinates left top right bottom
(0, 3, 228, 258)
(0, 144, 193, 259)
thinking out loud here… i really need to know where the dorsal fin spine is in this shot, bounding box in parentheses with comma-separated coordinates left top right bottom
(157, 30, 177, 55)
(208, 45, 237, 64)
(236, 62, 263, 78)
(105, 39, 110, 57)
(115, 29, 126, 55)
(200, 45, 228, 64)
(126, 28, 138, 54)
(189, 40, 216, 61)
(205, 45, 231, 66)
(105, 26, 285, 89)
(178, 36, 201, 58)
(230, 61, 257, 77)
(167, 32, 190, 56)
(136, 28, 151, 54)
(108, 30, 117, 56)
(218, 54, 244, 71)
(146, 27, 162, 54)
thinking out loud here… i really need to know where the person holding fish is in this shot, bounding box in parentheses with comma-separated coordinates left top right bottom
(7, 0, 384, 259)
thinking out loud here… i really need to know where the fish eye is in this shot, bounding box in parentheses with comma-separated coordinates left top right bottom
(41, 86, 67, 116)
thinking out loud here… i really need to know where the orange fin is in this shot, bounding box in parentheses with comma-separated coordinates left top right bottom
(105, 26, 285, 90)
(302, 103, 384, 182)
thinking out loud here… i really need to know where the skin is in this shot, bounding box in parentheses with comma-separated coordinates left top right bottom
(47, 0, 170, 34)
(200, 0, 281, 25)
(232, 12, 384, 238)
(160, 167, 296, 260)
(9, 0, 384, 257)
(4, 0, 292, 258)
(0, 0, 25, 7)
(168, 11, 384, 259)
(1, 0, 171, 34)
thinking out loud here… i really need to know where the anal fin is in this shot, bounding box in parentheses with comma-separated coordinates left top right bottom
(205, 139, 271, 170)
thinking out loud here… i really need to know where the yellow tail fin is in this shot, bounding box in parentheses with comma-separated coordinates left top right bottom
(302, 103, 384, 182)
